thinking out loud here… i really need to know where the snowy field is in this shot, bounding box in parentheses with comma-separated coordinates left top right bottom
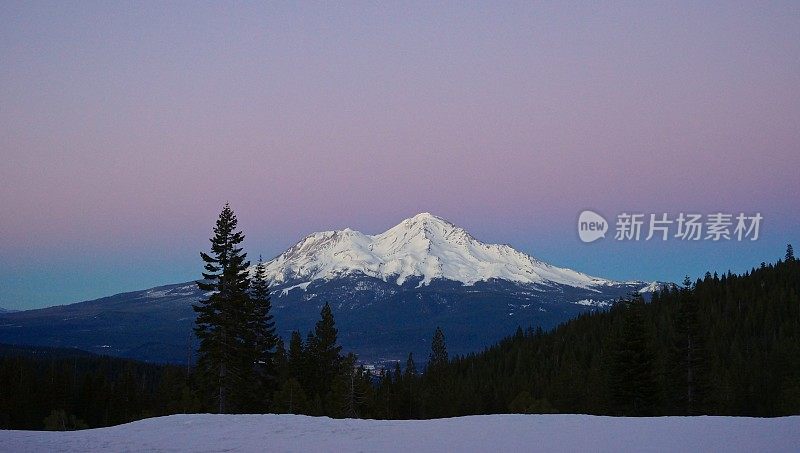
(1, 413, 798, 453)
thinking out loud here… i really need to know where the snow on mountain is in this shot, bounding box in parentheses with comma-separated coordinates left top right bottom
(261, 212, 643, 290)
(638, 281, 676, 294)
(0, 213, 671, 363)
(3, 413, 798, 453)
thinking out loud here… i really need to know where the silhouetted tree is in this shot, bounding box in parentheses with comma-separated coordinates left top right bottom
(243, 256, 278, 409)
(609, 294, 658, 415)
(427, 327, 448, 371)
(673, 278, 710, 414)
(193, 203, 251, 413)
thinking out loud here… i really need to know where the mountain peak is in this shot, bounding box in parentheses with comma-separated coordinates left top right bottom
(404, 212, 450, 224)
(261, 213, 617, 289)
(395, 212, 457, 234)
(385, 212, 463, 242)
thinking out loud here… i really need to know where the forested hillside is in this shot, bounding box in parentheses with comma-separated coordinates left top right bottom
(370, 251, 800, 418)
(0, 351, 195, 430)
(2, 251, 797, 430)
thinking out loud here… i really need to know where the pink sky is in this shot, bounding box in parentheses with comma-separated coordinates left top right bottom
(1, 2, 798, 308)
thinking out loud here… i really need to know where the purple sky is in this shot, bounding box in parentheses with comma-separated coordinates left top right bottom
(1, 2, 799, 309)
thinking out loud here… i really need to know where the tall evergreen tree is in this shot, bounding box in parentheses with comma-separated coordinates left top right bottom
(609, 294, 658, 416)
(286, 331, 305, 382)
(405, 353, 417, 377)
(327, 353, 364, 418)
(245, 256, 278, 408)
(787, 244, 795, 262)
(674, 282, 709, 414)
(423, 327, 450, 417)
(193, 203, 251, 413)
(427, 327, 448, 371)
(306, 302, 343, 403)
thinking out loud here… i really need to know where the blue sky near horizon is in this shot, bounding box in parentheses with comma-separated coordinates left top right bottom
(1, 2, 799, 309)
(2, 210, 795, 310)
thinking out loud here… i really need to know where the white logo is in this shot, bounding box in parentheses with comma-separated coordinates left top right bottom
(578, 210, 762, 243)
(578, 210, 608, 243)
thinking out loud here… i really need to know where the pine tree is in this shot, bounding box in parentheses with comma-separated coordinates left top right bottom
(674, 283, 709, 414)
(428, 327, 448, 371)
(286, 331, 305, 383)
(246, 256, 278, 408)
(424, 327, 450, 417)
(193, 203, 251, 413)
(609, 294, 658, 416)
(305, 302, 343, 412)
(405, 353, 417, 377)
(328, 353, 364, 418)
(313, 302, 343, 379)
(786, 244, 795, 262)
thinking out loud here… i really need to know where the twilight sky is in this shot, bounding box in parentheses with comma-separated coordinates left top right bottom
(1, 2, 799, 309)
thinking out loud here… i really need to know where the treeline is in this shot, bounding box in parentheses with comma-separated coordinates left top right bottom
(0, 300, 361, 429)
(368, 247, 800, 418)
(2, 203, 797, 428)
(190, 203, 376, 416)
(239, 248, 799, 418)
(0, 352, 197, 430)
(0, 203, 366, 429)
(7, 249, 796, 429)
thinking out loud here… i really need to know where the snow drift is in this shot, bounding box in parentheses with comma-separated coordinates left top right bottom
(2, 413, 798, 453)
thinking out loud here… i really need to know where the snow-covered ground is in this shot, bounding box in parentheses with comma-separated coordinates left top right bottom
(2, 413, 798, 453)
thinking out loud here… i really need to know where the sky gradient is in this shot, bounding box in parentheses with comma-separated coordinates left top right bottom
(2, 2, 799, 309)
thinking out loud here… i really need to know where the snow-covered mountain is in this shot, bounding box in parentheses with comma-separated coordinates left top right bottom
(0, 213, 670, 363)
(261, 212, 650, 290)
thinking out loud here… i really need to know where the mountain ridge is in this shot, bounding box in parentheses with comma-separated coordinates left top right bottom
(0, 213, 671, 362)
(260, 212, 655, 290)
